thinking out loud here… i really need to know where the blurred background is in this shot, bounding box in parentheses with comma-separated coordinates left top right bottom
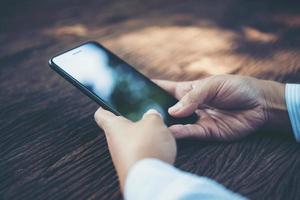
(1, 0, 300, 199)
(1, 0, 300, 81)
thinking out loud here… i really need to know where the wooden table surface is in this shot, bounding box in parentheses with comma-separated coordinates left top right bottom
(1, 0, 300, 199)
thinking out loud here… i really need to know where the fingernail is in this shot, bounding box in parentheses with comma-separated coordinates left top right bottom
(169, 102, 183, 113)
(145, 109, 158, 115)
(97, 107, 103, 111)
(144, 109, 162, 118)
(195, 110, 201, 116)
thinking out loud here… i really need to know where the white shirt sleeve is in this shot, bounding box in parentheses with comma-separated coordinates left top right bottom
(285, 84, 300, 142)
(124, 158, 247, 200)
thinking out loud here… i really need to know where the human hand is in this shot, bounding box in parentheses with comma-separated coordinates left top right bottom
(94, 108, 176, 191)
(154, 75, 291, 141)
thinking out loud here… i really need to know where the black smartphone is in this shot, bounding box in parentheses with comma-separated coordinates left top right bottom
(49, 41, 198, 126)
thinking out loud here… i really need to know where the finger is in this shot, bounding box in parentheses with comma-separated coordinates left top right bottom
(168, 77, 219, 117)
(94, 107, 127, 131)
(169, 108, 231, 141)
(153, 79, 197, 100)
(143, 108, 163, 119)
(169, 124, 212, 140)
(142, 109, 165, 125)
(152, 79, 178, 96)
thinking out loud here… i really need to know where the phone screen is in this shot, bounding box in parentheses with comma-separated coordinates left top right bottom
(51, 42, 198, 125)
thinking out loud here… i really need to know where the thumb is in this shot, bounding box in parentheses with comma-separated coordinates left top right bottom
(169, 124, 211, 139)
(94, 107, 128, 134)
(142, 109, 163, 121)
(168, 77, 218, 117)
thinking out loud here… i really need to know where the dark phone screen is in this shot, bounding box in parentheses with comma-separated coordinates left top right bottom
(52, 42, 197, 125)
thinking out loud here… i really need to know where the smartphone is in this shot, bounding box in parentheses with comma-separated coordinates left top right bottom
(49, 41, 198, 126)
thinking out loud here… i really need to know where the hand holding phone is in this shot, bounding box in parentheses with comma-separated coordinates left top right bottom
(49, 41, 198, 126)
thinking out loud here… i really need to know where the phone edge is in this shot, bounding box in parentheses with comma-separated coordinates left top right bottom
(48, 46, 121, 116)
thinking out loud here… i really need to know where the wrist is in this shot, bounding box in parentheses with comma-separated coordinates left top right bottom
(259, 80, 292, 133)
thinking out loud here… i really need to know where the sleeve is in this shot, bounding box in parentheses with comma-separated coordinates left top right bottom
(285, 84, 300, 142)
(124, 158, 247, 200)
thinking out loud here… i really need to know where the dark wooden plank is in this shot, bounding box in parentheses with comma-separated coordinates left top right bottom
(1, 0, 300, 199)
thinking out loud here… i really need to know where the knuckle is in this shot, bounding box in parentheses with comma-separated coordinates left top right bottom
(186, 90, 199, 104)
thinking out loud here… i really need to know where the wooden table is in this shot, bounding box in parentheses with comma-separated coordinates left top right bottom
(1, 0, 300, 199)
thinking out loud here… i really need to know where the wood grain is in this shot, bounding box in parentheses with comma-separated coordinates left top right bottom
(1, 0, 300, 199)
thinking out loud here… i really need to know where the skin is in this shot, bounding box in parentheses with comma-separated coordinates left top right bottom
(94, 108, 176, 191)
(94, 74, 292, 193)
(154, 75, 292, 140)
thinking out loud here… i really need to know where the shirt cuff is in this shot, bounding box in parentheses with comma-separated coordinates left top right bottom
(124, 158, 246, 200)
(285, 84, 300, 142)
